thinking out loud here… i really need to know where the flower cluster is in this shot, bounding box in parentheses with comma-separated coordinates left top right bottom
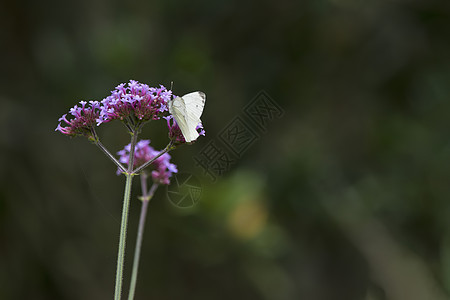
(97, 80, 173, 125)
(117, 140, 177, 185)
(165, 115, 205, 145)
(55, 100, 101, 140)
(55, 80, 176, 139)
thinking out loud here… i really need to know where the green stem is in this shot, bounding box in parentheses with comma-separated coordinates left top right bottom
(95, 140, 127, 173)
(114, 173, 134, 300)
(132, 141, 174, 174)
(90, 128, 126, 173)
(128, 175, 158, 300)
(114, 133, 138, 300)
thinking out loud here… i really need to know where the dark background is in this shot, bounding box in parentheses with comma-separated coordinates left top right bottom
(1, 0, 450, 299)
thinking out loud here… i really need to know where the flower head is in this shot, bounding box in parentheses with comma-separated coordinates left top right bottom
(97, 80, 174, 126)
(117, 139, 177, 185)
(55, 100, 101, 141)
(164, 115, 205, 145)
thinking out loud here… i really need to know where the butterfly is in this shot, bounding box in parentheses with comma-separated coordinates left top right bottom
(168, 91, 206, 143)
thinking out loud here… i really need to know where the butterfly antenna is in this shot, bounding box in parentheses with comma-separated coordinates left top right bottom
(170, 81, 174, 91)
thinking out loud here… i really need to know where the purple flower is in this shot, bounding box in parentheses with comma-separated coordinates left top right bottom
(117, 139, 177, 185)
(164, 115, 205, 145)
(55, 100, 101, 140)
(97, 80, 174, 125)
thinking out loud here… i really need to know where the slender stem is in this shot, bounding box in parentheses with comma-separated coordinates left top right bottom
(114, 173, 133, 300)
(95, 141, 127, 173)
(147, 181, 158, 199)
(128, 175, 158, 300)
(127, 199, 148, 300)
(127, 132, 138, 172)
(90, 127, 126, 173)
(114, 133, 139, 300)
(132, 141, 174, 174)
(123, 122, 134, 133)
(140, 172, 149, 200)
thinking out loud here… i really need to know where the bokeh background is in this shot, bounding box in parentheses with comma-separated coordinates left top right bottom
(2, 0, 450, 299)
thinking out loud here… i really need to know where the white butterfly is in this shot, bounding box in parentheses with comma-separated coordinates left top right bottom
(168, 91, 206, 143)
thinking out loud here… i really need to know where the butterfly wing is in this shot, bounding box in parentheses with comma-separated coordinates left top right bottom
(181, 92, 206, 121)
(169, 95, 201, 142)
(178, 92, 205, 142)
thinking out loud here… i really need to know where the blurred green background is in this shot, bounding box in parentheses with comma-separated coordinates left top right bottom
(2, 0, 450, 299)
